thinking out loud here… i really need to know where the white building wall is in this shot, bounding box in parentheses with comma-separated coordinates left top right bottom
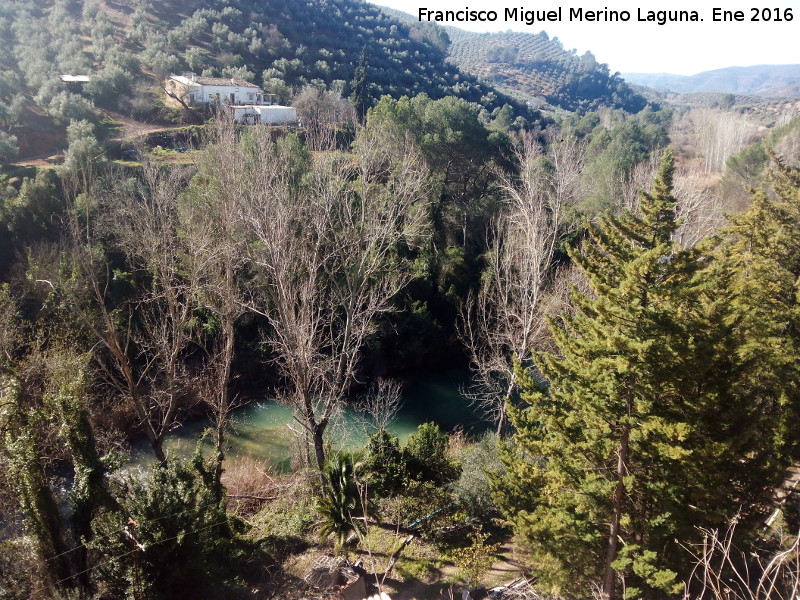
(188, 85, 263, 105)
(231, 105, 298, 125)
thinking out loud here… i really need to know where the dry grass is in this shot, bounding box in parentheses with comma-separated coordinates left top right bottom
(222, 455, 285, 517)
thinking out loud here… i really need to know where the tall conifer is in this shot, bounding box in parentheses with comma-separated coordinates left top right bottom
(492, 149, 786, 598)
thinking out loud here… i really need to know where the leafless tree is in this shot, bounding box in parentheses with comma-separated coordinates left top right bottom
(356, 378, 403, 434)
(459, 131, 582, 435)
(60, 161, 196, 463)
(108, 162, 201, 463)
(240, 124, 428, 471)
(683, 522, 800, 600)
(181, 119, 249, 480)
(293, 86, 356, 151)
(687, 109, 758, 173)
(622, 155, 724, 246)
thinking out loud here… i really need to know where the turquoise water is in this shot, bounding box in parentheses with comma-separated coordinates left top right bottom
(130, 370, 487, 468)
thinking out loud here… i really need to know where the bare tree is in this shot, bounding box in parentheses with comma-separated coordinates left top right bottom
(622, 155, 724, 246)
(687, 109, 758, 173)
(108, 162, 201, 463)
(293, 86, 356, 152)
(240, 124, 427, 471)
(356, 378, 403, 434)
(61, 162, 196, 463)
(460, 131, 582, 435)
(683, 522, 800, 600)
(181, 120, 250, 482)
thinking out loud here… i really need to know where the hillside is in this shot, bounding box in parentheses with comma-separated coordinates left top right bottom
(444, 28, 648, 113)
(376, 6, 648, 113)
(624, 64, 800, 96)
(0, 0, 537, 161)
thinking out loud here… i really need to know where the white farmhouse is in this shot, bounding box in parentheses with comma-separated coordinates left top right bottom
(164, 73, 270, 107)
(164, 73, 298, 125)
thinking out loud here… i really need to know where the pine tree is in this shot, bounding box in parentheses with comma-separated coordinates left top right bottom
(492, 149, 768, 599)
(350, 49, 370, 122)
(711, 151, 800, 495)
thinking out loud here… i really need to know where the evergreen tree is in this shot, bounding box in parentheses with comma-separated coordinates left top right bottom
(492, 149, 783, 599)
(350, 49, 370, 122)
(712, 151, 800, 493)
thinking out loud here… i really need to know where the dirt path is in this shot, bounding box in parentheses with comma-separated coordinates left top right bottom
(390, 541, 528, 600)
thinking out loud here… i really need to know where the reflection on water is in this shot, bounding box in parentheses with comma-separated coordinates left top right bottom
(129, 370, 486, 469)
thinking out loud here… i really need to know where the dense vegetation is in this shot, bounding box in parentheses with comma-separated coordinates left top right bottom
(2, 2, 800, 599)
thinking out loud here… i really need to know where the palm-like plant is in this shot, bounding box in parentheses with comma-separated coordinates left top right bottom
(317, 452, 365, 551)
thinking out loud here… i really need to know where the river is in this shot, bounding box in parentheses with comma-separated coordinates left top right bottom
(129, 370, 487, 468)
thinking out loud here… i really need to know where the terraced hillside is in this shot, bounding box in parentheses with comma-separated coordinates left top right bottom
(446, 28, 648, 113)
(0, 0, 537, 161)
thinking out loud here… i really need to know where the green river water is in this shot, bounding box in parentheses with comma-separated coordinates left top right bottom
(130, 370, 487, 469)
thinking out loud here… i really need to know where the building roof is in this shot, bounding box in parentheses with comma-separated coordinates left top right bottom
(169, 74, 261, 89)
(60, 75, 91, 83)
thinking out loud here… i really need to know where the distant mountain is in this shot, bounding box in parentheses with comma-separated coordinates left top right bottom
(377, 7, 648, 113)
(623, 65, 800, 97)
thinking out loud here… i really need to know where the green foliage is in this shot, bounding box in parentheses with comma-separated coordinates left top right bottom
(450, 528, 500, 589)
(1, 378, 73, 589)
(363, 429, 405, 497)
(317, 451, 364, 551)
(451, 432, 502, 523)
(0, 131, 18, 164)
(251, 488, 316, 557)
(713, 152, 800, 480)
(46, 359, 117, 542)
(400, 480, 462, 545)
(0, 170, 64, 278)
(350, 49, 370, 119)
(90, 456, 234, 600)
(579, 113, 670, 214)
(493, 149, 787, 598)
(60, 119, 102, 179)
(404, 422, 460, 485)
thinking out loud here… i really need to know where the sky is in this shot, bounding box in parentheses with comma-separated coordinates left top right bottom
(372, 0, 798, 75)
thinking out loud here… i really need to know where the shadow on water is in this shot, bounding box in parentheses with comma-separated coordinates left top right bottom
(129, 370, 488, 469)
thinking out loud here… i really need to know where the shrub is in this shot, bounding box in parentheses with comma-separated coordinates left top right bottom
(89, 456, 234, 600)
(451, 432, 503, 523)
(450, 528, 500, 589)
(363, 429, 405, 497)
(404, 422, 460, 485)
(317, 451, 364, 551)
(0, 131, 18, 164)
(400, 480, 466, 547)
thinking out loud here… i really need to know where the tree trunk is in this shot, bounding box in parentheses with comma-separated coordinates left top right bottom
(313, 422, 327, 472)
(602, 418, 630, 600)
(152, 437, 166, 464)
(496, 407, 507, 438)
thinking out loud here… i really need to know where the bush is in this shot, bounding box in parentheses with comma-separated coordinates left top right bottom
(0, 131, 18, 164)
(89, 457, 234, 600)
(450, 528, 501, 589)
(404, 422, 460, 485)
(452, 432, 503, 523)
(363, 429, 405, 497)
(46, 91, 98, 125)
(400, 480, 467, 547)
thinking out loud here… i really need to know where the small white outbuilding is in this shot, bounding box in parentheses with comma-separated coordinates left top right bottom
(230, 104, 298, 125)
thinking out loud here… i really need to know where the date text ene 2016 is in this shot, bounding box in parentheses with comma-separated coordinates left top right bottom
(713, 8, 794, 21)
